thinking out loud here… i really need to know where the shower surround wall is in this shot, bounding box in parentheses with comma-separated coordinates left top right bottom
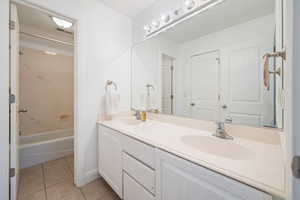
(20, 47, 74, 136)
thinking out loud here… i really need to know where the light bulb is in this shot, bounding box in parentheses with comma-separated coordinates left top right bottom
(151, 20, 160, 29)
(144, 25, 151, 32)
(184, 0, 195, 10)
(51, 16, 73, 29)
(160, 14, 170, 23)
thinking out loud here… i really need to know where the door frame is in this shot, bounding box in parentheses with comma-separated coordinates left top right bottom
(9, 0, 79, 195)
(9, 3, 20, 200)
(284, 0, 300, 199)
(158, 50, 177, 114)
(0, 0, 10, 199)
(160, 53, 175, 115)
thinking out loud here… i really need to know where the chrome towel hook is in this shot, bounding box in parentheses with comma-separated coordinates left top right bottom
(263, 48, 286, 61)
(105, 80, 118, 91)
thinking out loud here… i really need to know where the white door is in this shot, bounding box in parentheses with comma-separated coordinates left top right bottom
(189, 51, 220, 121)
(162, 55, 174, 115)
(98, 126, 122, 198)
(225, 44, 274, 127)
(9, 4, 20, 200)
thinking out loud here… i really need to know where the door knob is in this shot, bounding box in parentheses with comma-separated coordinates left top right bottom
(18, 109, 28, 113)
(222, 105, 228, 109)
(190, 103, 195, 106)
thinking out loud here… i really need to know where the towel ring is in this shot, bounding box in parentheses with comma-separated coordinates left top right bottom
(105, 80, 118, 91)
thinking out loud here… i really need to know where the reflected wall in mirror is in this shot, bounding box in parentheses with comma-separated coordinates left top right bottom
(131, 0, 282, 128)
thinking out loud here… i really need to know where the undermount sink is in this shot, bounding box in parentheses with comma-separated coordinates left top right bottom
(181, 135, 253, 160)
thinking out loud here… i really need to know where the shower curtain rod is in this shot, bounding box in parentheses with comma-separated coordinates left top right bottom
(20, 31, 74, 47)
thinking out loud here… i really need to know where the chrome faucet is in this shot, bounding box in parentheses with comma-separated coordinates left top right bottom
(214, 121, 233, 140)
(132, 109, 142, 120)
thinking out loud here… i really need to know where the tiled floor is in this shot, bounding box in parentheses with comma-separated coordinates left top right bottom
(18, 155, 120, 200)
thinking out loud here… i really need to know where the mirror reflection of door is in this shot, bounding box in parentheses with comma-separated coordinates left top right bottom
(189, 51, 220, 121)
(225, 44, 275, 127)
(161, 54, 175, 115)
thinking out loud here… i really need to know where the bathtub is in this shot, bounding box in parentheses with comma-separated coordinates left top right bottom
(19, 128, 74, 169)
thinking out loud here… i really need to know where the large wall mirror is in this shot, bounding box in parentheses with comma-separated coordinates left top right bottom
(131, 0, 283, 129)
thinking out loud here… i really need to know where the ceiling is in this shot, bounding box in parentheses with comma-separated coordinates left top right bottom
(17, 4, 74, 55)
(161, 0, 275, 43)
(16, 3, 74, 39)
(16, 3, 74, 54)
(100, 0, 157, 18)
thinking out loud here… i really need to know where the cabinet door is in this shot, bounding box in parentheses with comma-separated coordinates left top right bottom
(98, 126, 122, 198)
(156, 150, 271, 200)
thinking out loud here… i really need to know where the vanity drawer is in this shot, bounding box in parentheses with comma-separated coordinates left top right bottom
(122, 135, 155, 168)
(123, 152, 155, 194)
(124, 172, 155, 200)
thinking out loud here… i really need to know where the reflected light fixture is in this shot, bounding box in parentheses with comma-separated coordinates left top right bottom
(144, 25, 152, 33)
(143, 0, 225, 37)
(161, 14, 171, 23)
(152, 20, 160, 28)
(51, 16, 73, 29)
(184, 0, 196, 10)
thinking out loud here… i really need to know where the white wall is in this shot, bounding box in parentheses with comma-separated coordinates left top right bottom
(0, 0, 10, 199)
(16, 0, 132, 186)
(175, 15, 275, 122)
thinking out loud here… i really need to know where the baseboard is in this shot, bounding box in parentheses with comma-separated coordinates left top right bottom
(76, 169, 100, 187)
(20, 150, 73, 169)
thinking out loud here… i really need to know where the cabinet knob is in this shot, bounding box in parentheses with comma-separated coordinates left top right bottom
(190, 103, 195, 106)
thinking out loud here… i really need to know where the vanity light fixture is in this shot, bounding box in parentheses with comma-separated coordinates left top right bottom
(51, 16, 73, 29)
(144, 0, 225, 38)
(144, 24, 152, 33)
(161, 14, 171, 24)
(173, 9, 181, 17)
(151, 20, 160, 29)
(184, 0, 196, 10)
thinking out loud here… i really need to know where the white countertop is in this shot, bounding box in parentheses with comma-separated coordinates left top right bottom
(97, 114, 286, 198)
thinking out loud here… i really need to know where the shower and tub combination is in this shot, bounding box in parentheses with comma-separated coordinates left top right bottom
(19, 129, 74, 169)
(17, 33, 75, 169)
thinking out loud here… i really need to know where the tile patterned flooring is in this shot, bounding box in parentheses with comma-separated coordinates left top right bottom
(18, 155, 120, 200)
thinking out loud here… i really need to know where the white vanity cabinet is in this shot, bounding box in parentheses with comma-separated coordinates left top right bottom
(155, 150, 272, 200)
(98, 126, 123, 198)
(98, 125, 274, 200)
